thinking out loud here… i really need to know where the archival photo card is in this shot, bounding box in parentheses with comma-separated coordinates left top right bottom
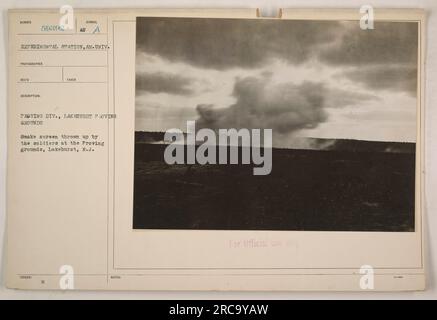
(6, 8, 426, 291)
(133, 17, 419, 232)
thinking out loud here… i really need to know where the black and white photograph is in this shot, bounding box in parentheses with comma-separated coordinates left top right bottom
(133, 17, 418, 231)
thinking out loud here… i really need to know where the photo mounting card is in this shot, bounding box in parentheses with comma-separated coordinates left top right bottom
(6, 8, 426, 291)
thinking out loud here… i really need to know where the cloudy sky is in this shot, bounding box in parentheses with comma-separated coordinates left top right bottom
(135, 17, 418, 146)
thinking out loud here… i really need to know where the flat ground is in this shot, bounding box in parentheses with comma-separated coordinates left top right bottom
(133, 143, 415, 231)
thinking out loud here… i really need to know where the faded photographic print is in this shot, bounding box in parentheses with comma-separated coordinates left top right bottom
(133, 17, 418, 231)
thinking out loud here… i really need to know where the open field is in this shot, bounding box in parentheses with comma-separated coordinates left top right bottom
(133, 141, 415, 231)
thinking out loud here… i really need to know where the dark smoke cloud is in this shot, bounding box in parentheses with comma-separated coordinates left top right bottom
(136, 71, 195, 95)
(136, 17, 342, 70)
(196, 76, 328, 134)
(196, 76, 378, 136)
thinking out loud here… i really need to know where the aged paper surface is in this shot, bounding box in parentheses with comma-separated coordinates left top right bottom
(7, 8, 426, 291)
